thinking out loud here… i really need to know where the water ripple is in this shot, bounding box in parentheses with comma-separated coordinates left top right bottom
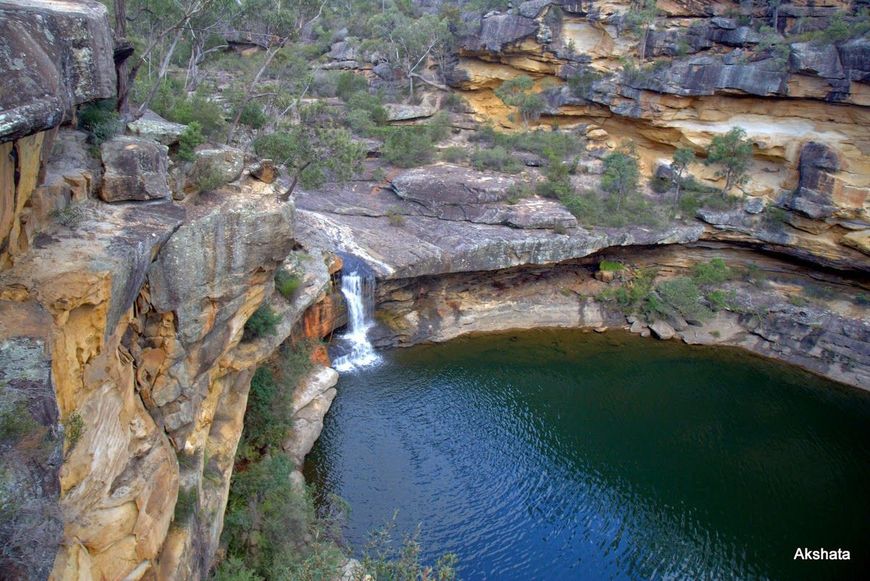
(306, 330, 870, 581)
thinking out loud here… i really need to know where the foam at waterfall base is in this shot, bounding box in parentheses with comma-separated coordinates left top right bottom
(331, 254, 382, 372)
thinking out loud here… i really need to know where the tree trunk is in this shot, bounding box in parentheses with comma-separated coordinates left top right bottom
(227, 41, 285, 144)
(114, 0, 131, 118)
(639, 27, 649, 61)
(136, 25, 185, 117)
(279, 162, 311, 202)
(673, 170, 682, 211)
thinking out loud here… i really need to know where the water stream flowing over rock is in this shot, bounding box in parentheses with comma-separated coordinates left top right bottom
(333, 253, 382, 372)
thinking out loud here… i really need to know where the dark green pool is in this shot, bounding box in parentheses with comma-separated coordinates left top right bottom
(306, 330, 870, 580)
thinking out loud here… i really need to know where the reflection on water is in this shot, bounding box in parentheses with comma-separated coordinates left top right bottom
(305, 330, 870, 580)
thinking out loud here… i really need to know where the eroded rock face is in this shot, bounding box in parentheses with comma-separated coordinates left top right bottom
(788, 141, 841, 220)
(0, 0, 115, 143)
(449, 0, 869, 219)
(100, 136, 172, 202)
(0, 199, 185, 579)
(142, 186, 295, 446)
(374, 245, 870, 389)
(297, 168, 705, 280)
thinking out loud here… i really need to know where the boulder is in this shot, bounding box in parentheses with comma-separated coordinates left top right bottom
(632, 55, 788, 97)
(743, 197, 766, 214)
(100, 136, 171, 202)
(391, 164, 516, 208)
(788, 141, 839, 219)
(373, 62, 394, 80)
(463, 13, 538, 52)
(327, 39, 358, 62)
(127, 110, 187, 145)
(0, 0, 115, 142)
(251, 159, 277, 184)
(384, 95, 439, 121)
(841, 230, 870, 256)
(838, 37, 870, 82)
(188, 145, 245, 191)
(650, 320, 676, 340)
(790, 42, 844, 79)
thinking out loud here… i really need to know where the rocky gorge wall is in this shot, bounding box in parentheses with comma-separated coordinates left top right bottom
(434, 0, 869, 265)
(372, 243, 870, 389)
(1, 0, 868, 579)
(0, 2, 346, 579)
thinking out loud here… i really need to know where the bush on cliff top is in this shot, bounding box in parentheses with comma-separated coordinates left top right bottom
(78, 99, 123, 146)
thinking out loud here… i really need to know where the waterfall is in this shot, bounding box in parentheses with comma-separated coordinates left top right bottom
(332, 253, 382, 372)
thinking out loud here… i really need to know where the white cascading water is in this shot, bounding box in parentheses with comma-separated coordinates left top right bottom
(332, 254, 382, 372)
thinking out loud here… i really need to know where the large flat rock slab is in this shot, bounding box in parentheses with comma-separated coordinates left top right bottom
(294, 166, 705, 279)
(0, 0, 115, 142)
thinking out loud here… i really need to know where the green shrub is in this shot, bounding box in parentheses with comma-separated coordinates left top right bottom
(177, 121, 204, 162)
(788, 294, 809, 307)
(0, 394, 37, 444)
(472, 128, 583, 161)
(174, 486, 198, 525)
(692, 259, 733, 286)
(444, 92, 467, 112)
(567, 66, 602, 98)
(707, 289, 736, 311)
(652, 277, 712, 322)
(360, 515, 458, 581)
(162, 92, 226, 137)
(386, 207, 405, 227)
(599, 260, 625, 272)
(601, 145, 640, 209)
(192, 164, 228, 193)
(212, 557, 263, 581)
(764, 205, 790, 227)
(311, 71, 340, 98)
(50, 204, 87, 229)
(238, 368, 291, 462)
(599, 267, 657, 313)
(505, 183, 533, 204)
(427, 111, 452, 143)
(382, 127, 435, 167)
(243, 305, 281, 340)
(78, 100, 123, 145)
(346, 92, 388, 134)
(440, 146, 467, 163)
(222, 455, 344, 579)
(275, 269, 302, 300)
(336, 71, 369, 101)
(62, 412, 85, 451)
(471, 146, 523, 173)
(559, 187, 661, 228)
(237, 101, 268, 129)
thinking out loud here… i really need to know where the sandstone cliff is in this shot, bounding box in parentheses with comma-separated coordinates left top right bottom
(0, 2, 343, 578)
(1, 0, 868, 579)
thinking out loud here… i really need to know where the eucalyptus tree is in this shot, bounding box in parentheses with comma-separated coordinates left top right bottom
(225, 0, 328, 143)
(253, 104, 365, 200)
(705, 127, 753, 195)
(494, 75, 546, 127)
(365, 5, 451, 100)
(669, 147, 695, 210)
(112, 0, 230, 118)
